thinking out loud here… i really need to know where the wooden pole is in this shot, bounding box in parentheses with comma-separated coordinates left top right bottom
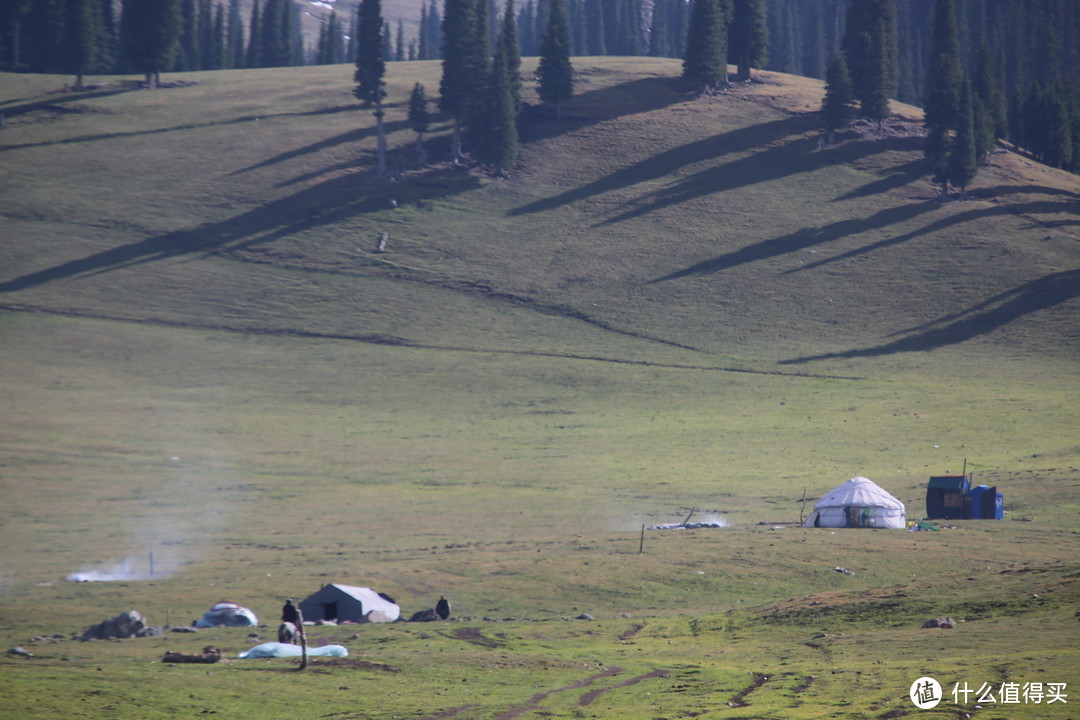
(799, 488, 807, 525)
(639, 524, 645, 555)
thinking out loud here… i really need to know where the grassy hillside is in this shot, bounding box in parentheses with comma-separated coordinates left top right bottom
(0, 59, 1077, 719)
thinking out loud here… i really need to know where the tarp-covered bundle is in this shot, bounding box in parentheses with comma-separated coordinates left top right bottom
(195, 601, 259, 628)
(803, 476, 906, 529)
(238, 642, 348, 659)
(299, 583, 400, 624)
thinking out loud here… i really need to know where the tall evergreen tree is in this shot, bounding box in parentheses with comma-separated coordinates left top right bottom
(245, 0, 261, 67)
(440, 0, 487, 161)
(226, 0, 244, 68)
(408, 81, 430, 165)
(682, 0, 728, 92)
(476, 2, 519, 174)
(729, 0, 766, 82)
(537, 0, 573, 117)
(64, 0, 104, 89)
(923, 0, 962, 172)
(177, 0, 198, 70)
(947, 77, 977, 195)
(498, 0, 522, 111)
(354, 0, 388, 178)
(122, 0, 182, 86)
(821, 53, 855, 144)
(395, 19, 405, 61)
(842, 0, 897, 120)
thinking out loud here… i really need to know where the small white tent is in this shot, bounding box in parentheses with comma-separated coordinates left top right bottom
(803, 476, 906, 529)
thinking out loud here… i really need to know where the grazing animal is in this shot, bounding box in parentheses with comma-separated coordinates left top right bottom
(278, 621, 297, 644)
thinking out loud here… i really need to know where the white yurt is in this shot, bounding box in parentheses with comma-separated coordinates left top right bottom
(803, 476, 906, 529)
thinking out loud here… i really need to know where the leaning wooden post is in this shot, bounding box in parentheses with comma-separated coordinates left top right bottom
(639, 524, 645, 555)
(296, 607, 308, 671)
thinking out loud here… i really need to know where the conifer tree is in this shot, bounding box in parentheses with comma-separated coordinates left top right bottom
(821, 53, 855, 144)
(177, 0, 198, 70)
(682, 0, 728, 92)
(64, 0, 104, 89)
(245, 0, 261, 67)
(498, 0, 522, 112)
(537, 0, 573, 117)
(729, 0, 767, 82)
(947, 78, 977, 195)
(381, 20, 393, 61)
(354, 0, 388, 178)
(227, 0, 244, 68)
(395, 19, 405, 61)
(476, 3, 519, 175)
(122, 0, 182, 86)
(440, 0, 487, 161)
(583, 0, 604, 56)
(842, 0, 896, 121)
(408, 82, 430, 165)
(923, 0, 962, 175)
(198, 0, 214, 68)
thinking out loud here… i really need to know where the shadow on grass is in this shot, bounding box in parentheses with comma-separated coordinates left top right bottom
(517, 76, 691, 147)
(787, 199, 1080, 275)
(780, 268, 1080, 363)
(0, 103, 363, 152)
(0, 165, 480, 293)
(833, 158, 926, 201)
(603, 134, 923, 225)
(650, 200, 934, 283)
(0, 87, 131, 115)
(652, 185, 1079, 283)
(512, 114, 819, 217)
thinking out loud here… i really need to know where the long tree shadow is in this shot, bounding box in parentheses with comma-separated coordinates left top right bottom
(832, 158, 926, 201)
(787, 199, 1080, 274)
(517, 76, 691, 147)
(650, 200, 936, 282)
(0, 103, 361, 153)
(604, 134, 923, 225)
(0, 166, 480, 294)
(512, 115, 816, 217)
(780, 268, 1080, 363)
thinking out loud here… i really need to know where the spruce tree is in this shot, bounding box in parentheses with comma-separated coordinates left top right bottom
(440, 0, 487, 161)
(821, 53, 855, 144)
(476, 7, 519, 174)
(408, 82, 430, 165)
(923, 0, 962, 174)
(245, 0, 261, 67)
(227, 0, 244, 68)
(947, 78, 977, 196)
(395, 19, 405, 62)
(729, 0, 767, 82)
(354, 0, 388, 178)
(682, 0, 728, 92)
(498, 0, 522, 112)
(842, 0, 896, 121)
(178, 0, 198, 70)
(122, 0, 182, 86)
(64, 0, 104, 89)
(537, 0, 573, 117)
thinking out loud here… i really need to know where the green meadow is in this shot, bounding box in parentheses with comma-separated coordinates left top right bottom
(0, 58, 1077, 719)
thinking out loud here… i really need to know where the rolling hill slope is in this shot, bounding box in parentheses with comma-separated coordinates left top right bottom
(1, 59, 1076, 372)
